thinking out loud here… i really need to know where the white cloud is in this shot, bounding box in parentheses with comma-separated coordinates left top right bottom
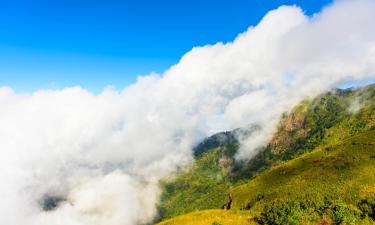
(1, 0, 375, 224)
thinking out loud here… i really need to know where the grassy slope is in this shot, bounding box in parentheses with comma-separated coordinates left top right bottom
(157, 149, 232, 219)
(156, 130, 375, 225)
(232, 130, 375, 211)
(156, 210, 256, 225)
(156, 85, 375, 224)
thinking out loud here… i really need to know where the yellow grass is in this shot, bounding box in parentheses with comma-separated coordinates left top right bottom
(155, 209, 256, 225)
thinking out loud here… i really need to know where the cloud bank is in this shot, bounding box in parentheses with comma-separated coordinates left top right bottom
(1, 0, 375, 224)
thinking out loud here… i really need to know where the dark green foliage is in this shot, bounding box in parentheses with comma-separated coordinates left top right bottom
(258, 199, 362, 225)
(308, 93, 349, 130)
(358, 196, 375, 219)
(259, 201, 302, 225)
(193, 131, 239, 157)
(193, 125, 260, 158)
(230, 146, 274, 182)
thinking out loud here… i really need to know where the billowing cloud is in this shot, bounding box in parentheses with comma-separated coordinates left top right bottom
(1, 0, 375, 224)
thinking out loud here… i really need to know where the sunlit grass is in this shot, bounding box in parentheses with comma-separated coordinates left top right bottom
(156, 209, 256, 225)
(231, 130, 375, 217)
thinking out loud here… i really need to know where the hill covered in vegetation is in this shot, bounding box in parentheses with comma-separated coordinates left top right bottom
(155, 84, 375, 225)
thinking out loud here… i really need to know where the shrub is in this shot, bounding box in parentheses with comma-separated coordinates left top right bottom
(358, 196, 375, 219)
(331, 201, 359, 225)
(259, 201, 302, 225)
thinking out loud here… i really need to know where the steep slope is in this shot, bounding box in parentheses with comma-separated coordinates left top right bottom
(157, 149, 232, 219)
(156, 84, 375, 224)
(156, 130, 375, 225)
(232, 130, 375, 224)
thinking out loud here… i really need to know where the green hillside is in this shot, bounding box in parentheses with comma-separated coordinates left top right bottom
(232, 130, 375, 224)
(155, 84, 375, 225)
(156, 130, 375, 225)
(157, 149, 232, 219)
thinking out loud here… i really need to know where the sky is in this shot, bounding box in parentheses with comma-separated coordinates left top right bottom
(0, 0, 334, 92)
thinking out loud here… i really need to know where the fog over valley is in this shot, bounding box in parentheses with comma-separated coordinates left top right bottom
(1, 0, 375, 224)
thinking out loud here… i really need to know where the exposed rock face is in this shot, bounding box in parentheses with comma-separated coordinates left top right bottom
(269, 104, 310, 155)
(218, 155, 233, 174)
(283, 112, 307, 131)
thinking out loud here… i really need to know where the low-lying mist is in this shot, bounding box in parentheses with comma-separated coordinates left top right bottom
(1, 0, 375, 224)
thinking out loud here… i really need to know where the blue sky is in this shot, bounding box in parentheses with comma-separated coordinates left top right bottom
(0, 0, 334, 92)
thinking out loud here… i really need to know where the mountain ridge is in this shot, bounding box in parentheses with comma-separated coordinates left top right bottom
(155, 84, 375, 225)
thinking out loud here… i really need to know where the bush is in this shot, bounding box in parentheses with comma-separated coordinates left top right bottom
(331, 201, 359, 225)
(259, 201, 302, 225)
(358, 196, 375, 219)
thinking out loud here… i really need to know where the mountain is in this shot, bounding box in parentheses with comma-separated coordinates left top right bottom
(155, 84, 375, 225)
